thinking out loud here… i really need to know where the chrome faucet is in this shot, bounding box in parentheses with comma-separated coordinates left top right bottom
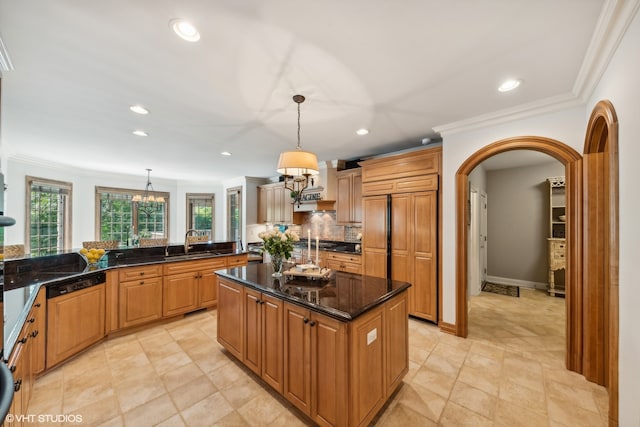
(184, 229, 198, 254)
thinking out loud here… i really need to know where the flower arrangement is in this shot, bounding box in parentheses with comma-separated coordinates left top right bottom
(258, 228, 300, 259)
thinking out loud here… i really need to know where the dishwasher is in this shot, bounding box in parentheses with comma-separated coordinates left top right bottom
(46, 271, 106, 369)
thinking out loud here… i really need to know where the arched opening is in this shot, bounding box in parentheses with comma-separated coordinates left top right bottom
(455, 136, 584, 373)
(583, 100, 619, 426)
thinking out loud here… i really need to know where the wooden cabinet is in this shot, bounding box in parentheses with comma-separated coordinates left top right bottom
(283, 302, 347, 426)
(217, 278, 244, 360)
(324, 252, 361, 274)
(243, 288, 284, 393)
(384, 291, 409, 395)
(547, 176, 566, 296)
(46, 284, 106, 368)
(336, 169, 362, 224)
(31, 288, 46, 376)
(226, 253, 248, 267)
(360, 146, 441, 323)
(118, 266, 163, 329)
(258, 183, 293, 224)
(163, 258, 227, 316)
(6, 339, 28, 427)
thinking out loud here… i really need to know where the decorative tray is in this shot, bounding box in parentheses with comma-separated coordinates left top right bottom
(283, 267, 332, 280)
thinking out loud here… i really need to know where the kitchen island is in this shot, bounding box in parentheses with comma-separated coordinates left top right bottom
(216, 264, 410, 427)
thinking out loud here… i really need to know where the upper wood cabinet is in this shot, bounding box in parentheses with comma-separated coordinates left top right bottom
(336, 169, 362, 224)
(258, 183, 293, 224)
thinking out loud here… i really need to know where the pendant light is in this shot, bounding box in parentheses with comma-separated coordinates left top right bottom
(276, 95, 319, 207)
(132, 168, 165, 216)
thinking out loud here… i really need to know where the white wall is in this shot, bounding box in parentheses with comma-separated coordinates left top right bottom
(5, 158, 227, 247)
(587, 8, 640, 426)
(441, 106, 585, 323)
(442, 8, 640, 423)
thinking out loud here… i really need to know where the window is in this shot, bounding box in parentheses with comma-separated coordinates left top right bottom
(96, 186, 169, 244)
(186, 193, 215, 239)
(26, 176, 72, 256)
(227, 187, 242, 243)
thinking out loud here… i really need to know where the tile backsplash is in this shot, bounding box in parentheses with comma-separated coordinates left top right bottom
(286, 212, 362, 242)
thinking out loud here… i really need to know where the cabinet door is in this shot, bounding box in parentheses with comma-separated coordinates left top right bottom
(243, 288, 262, 376)
(274, 185, 284, 223)
(336, 173, 352, 224)
(198, 270, 218, 308)
(280, 186, 293, 224)
(311, 312, 347, 427)
(391, 194, 413, 310)
(217, 279, 244, 360)
(47, 284, 106, 367)
(352, 170, 363, 223)
(119, 277, 162, 328)
(262, 294, 284, 393)
(283, 302, 311, 416)
(412, 191, 437, 321)
(163, 272, 199, 317)
(362, 195, 388, 278)
(7, 343, 25, 427)
(31, 287, 46, 375)
(258, 186, 267, 223)
(265, 186, 275, 223)
(385, 292, 408, 395)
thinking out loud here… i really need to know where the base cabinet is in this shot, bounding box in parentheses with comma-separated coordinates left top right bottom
(46, 284, 106, 369)
(217, 275, 408, 427)
(119, 267, 163, 329)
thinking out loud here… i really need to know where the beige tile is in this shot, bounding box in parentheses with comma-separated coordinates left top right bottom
(122, 394, 177, 426)
(207, 361, 249, 390)
(498, 377, 547, 415)
(448, 381, 497, 419)
(546, 397, 605, 427)
(181, 392, 235, 427)
(457, 364, 501, 396)
(71, 394, 121, 426)
(431, 342, 468, 367)
(155, 414, 186, 427)
(237, 393, 287, 426)
(439, 401, 492, 427)
(375, 402, 437, 427)
(114, 372, 167, 413)
(62, 371, 115, 413)
(411, 365, 456, 398)
(423, 353, 461, 377)
(169, 374, 218, 411)
(545, 377, 599, 413)
(220, 377, 270, 409)
(97, 415, 124, 427)
(395, 382, 447, 422)
(494, 398, 548, 427)
(213, 411, 252, 427)
(161, 362, 204, 391)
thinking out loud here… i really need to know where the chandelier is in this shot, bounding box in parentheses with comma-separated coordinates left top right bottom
(276, 94, 319, 207)
(132, 168, 165, 216)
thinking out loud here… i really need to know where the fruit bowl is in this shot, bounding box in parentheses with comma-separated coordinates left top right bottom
(79, 247, 106, 267)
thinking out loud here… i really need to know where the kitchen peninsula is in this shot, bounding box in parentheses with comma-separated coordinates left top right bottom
(216, 264, 410, 427)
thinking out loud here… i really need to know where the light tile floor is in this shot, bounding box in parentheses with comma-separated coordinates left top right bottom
(27, 288, 609, 426)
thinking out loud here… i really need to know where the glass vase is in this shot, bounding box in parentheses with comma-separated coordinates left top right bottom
(271, 253, 284, 277)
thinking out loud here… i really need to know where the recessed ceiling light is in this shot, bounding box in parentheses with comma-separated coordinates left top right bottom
(221, 151, 232, 156)
(129, 105, 149, 115)
(498, 79, 522, 92)
(356, 128, 369, 136)
(132, 130, 148, 137)
(170, 19, 200, 42)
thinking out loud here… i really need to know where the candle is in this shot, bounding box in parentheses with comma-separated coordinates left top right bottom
(307, 230, 311, 260)
(315, 236, 319, 266)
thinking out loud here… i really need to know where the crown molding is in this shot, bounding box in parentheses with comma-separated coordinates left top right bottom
(433, 92, 583, 136)
(434, 0, 639, 137)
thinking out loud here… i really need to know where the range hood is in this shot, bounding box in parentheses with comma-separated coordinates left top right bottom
(292, 160, 340, 212)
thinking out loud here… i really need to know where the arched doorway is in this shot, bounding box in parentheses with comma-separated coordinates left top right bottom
(455, 136, 584, 372)
(582, 100, 619, 426)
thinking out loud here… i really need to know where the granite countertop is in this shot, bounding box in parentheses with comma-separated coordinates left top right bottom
(216, 264, 410, 321)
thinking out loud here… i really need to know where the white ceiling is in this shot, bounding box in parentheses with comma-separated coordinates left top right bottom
(0, 1, 616, 181)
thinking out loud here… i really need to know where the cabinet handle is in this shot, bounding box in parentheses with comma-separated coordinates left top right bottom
(19, 337, 27, 344)
(35, 303, 42, 308)
(28, 317, 36, 323)
(139, 281, 145, 285)
(303, 318, 309, 324)
(255, 299, 261, 304)
(309, 320, 316, 327)
(14, 379, 22, 392)
(139, 272, 145, 276)
(9, 365, 16, 373)
(31, 330, 39, 338)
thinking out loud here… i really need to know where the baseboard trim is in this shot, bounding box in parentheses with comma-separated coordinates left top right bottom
(439, 321, 457, 336)
(486, 275, 547, 290)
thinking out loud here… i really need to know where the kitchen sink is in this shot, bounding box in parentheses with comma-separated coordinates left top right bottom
(164, 251, 221, 261)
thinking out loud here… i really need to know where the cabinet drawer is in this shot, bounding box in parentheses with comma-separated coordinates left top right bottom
(119, 265, 163, 281)
(227, 254, 248, 267)
(362, 174, 438, 196)
(164, 258, 226, 275)
(324, 252, 362, 265)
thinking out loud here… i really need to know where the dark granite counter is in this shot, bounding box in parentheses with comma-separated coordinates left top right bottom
(216, 264, 410, 321)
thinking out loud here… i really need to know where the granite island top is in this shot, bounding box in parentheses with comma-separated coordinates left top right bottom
(216, 263, 410, 321)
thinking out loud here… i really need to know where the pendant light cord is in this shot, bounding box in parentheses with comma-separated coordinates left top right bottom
(296, 101, 301, 150)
